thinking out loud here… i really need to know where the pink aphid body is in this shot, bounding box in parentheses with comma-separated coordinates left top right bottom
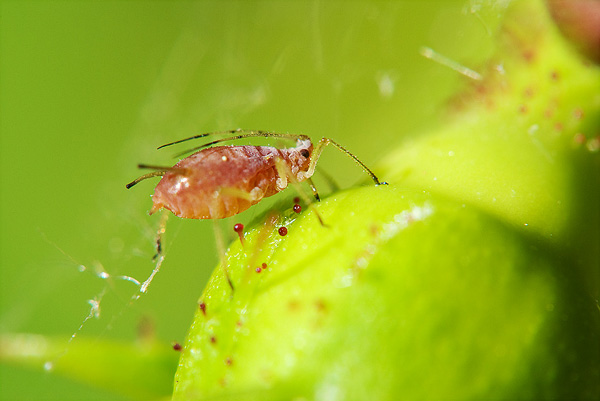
(126, 130, 385, 294)
(127, 130, 386, 221)
(151, 139, 312, 219)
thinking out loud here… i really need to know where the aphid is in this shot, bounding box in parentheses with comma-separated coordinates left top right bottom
(278, 226, 288, 236)
(126, 129, 387, 292)
(126, 129, 386, 219)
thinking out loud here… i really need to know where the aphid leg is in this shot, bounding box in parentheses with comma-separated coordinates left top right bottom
(305, 138, 388, 186)
(126, 171, 166, 189)
(213, 186, 271, 287)
(274, 158, 326, 226)
(218, 187, 261, 203)
(126, 165, 187, 189)
(209, 195, 235, 292)
(242, 210, 279, 282)
(212, 220, 234, 291)
(305, 177, 321, 202)
(137, 211, 169, 295)
(153, 211, 168, 261)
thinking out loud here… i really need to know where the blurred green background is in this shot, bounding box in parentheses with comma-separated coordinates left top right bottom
(0, 1, 504, 399)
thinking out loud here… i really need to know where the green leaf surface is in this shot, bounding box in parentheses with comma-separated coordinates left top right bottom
(174, 186, 599, 400)
(379, 0, 600, 296)
(0, 333, 178, 400)
(380, 0, 600, 245)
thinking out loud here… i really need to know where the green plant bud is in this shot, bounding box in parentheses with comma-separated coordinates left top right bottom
(174, 0, 600, 399)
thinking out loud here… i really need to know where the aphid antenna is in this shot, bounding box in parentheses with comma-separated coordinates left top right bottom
(168, 130, 311, 158)
(157, 128, 308, 149)
(156, 133, 211, 149)
(155, 129, 271, 150)
(307, 138, 388, 186)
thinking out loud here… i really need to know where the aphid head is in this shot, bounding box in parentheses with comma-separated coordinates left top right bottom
(295, 138, 313, 172)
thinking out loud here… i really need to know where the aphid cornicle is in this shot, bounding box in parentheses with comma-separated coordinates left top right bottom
(126, 129, 387, 219)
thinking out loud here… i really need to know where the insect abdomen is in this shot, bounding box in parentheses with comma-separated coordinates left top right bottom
(150, 146, 285, 219)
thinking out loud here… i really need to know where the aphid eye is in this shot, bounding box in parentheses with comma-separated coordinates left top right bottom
(300, 149, 310, 158)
